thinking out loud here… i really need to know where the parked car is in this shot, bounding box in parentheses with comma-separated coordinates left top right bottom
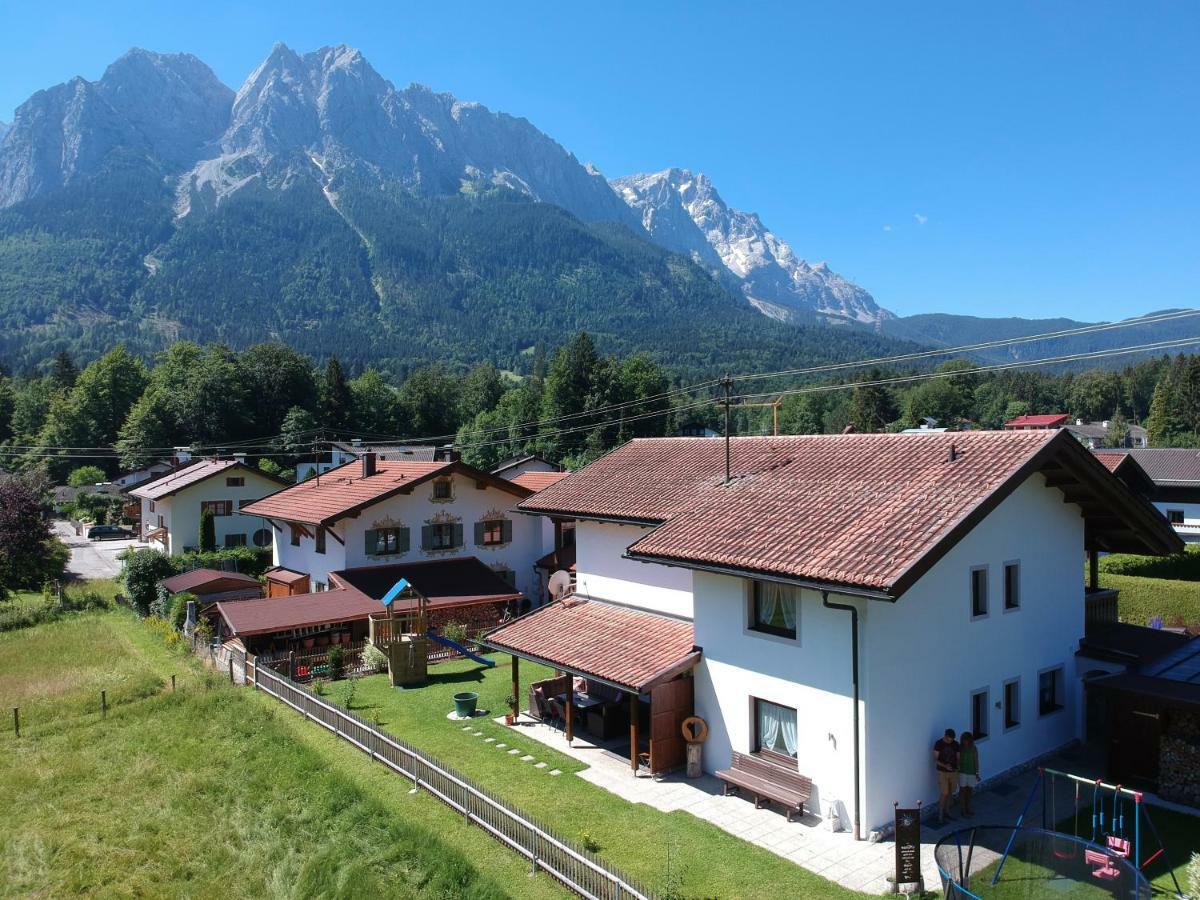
(87, 524, 133, 541)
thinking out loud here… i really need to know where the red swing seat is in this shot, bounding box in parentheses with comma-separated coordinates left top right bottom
(1085, 849, 1121, 880)
(1106, 836, 1131, 858)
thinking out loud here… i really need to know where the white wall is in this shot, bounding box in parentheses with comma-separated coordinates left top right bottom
(1151, 500, 1200, 543)
(692, 573, 859, 822)
(156, 469, 283, 556)
(860, 473, 1084, 831)
(266, 471, 546, 600)
(573, 520, 693, 618)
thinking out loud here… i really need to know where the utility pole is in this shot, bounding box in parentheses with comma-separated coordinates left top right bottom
(720, 374, 734, 484)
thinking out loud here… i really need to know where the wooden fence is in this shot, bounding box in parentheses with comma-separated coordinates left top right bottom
(250, 663, 654, 900)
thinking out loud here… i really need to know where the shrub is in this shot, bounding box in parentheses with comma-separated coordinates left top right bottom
(327, 644, 345, 680)
(441, 620, 469, 645)
(1187, 851, 1200, 900)
(177, 547, 272, 578)
(362, 643, 388, 674)
(122, 548, 176, 615)
(1099, 548, 1200, 581)
(199, 508, 216, 553)
(144, 615, 184, 651)
(61, 588, 111, 612)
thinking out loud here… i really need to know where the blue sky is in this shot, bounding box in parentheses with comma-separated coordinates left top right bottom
(1, 1, 1196, 321)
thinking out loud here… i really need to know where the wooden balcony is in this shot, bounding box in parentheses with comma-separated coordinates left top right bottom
(1085, 588, 1119, 635)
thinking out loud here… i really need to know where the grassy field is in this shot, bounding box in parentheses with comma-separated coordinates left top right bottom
(0, 610, 570, 899)
(347, 657, 868, 900)
(1100, 572, 1200, 628)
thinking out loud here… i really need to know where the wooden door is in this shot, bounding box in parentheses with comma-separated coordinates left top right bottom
(1109, 699, 1162, 789)
(649, 678, 693, 774)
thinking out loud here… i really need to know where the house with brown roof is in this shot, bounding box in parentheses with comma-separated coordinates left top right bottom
(129, 458, 289, 556)
(240, 452, 552, 603)
(1094, 448, 1200, 543)
(486, 430, 1180, 838)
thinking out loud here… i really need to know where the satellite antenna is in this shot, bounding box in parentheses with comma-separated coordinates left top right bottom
(548, 570, 573, 600)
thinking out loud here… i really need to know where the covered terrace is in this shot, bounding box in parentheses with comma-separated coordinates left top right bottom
(482, 597, 701, 775)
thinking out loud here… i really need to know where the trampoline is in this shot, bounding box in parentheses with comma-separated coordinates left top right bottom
(935, 826, 1152, 899)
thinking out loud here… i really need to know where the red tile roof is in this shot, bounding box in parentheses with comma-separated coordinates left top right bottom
(483, 598, 698, 692)
(216, 589, 378, 637)
(510, 470, 570, 492)
(159, 568, 259, 595)
(1093, 451, 1129, 474)
(129, 459, 242, 500)
(1004, 414, 1069, 429)
(265, 567, 310, 585)
(241, 459, 532, 525)
(523, 431, 1182, 596)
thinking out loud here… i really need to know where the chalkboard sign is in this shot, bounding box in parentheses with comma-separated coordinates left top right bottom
(894, 805, 922, 885)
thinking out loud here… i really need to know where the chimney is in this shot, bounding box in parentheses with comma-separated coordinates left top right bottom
(362, 451, 377, 478)
(438, 444, 461, 463)
(947, 443, 958, 462)
(351, 438, 363, 448)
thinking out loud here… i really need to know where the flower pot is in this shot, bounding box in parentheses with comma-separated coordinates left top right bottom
(340, 632, 350, 645)
(317, 634, 329, 647)
(303, 638, 315, 650)
(453, 691, 480, 719)
(505, 713, 515, 726)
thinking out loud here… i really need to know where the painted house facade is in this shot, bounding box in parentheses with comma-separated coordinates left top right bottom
(505, 431, 1180, 837)
(1095, 448, 1200, 543)
(129, 459, 287, 556)
(241, 454, 549, 601)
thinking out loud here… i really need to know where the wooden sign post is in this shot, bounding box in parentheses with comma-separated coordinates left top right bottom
(893, 802, 922, 892)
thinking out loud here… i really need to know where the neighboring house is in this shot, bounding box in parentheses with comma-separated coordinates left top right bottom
(487, 431, 1179, 838)
(1003, 413, 1070, 430)
(491, 455, 563, 481)
(295, 440, 438, 481)
(240, 453, 549, 602)
(129, 458, 290, 555)
(1095, 448, 1200, 542)
(1065, 420, 1148, 450)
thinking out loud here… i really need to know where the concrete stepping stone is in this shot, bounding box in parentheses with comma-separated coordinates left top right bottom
(534, 762, 547, 769)
(507, 748, 520, 755)
(471, 730, 483, 736)
(483, 737, 495, 743)
(520, 754, 534, 761)
(495, 742, 506, 748)
(549, 769, 562, 776)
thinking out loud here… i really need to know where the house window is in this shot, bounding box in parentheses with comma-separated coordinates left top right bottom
(252, 528, 271, 548)
(366, 527, 409, 556)
(1168, 509, 1185, 525)
(157, 514, 164, 528)
(224, 533, 247, 548)
(433, 479, 452, 500)
(201, 500, 232, 517)
(149, 500, 155, 512)
(970, 688, 990, 740)
(477, 519, 510, 547)
(749, 581, 797, 639)
(970, 566, 989, 618)
(315, 581, 327, 592)
(753, 698, 798, 760)
(1003, 562, 1020, 611)
(290, 524, 302, 547)
(226, 476, 244, 487)
(315, 526, 326, 554)
(1039, 667, 1065, 716)
(1003, 678, 1021, 730)
(431, 523, 456, 550)
(238, 499, 254, 509)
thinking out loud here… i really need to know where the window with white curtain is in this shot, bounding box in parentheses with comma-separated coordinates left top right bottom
(750, 580, 798, 639)
(754, 698, 798, 759)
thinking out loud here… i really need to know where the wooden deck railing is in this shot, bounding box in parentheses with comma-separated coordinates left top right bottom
(1085, 588, 1119, 634)
(250, 663, 653, 900)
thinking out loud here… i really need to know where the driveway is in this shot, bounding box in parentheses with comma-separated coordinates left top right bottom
(52, 520, 146, 581)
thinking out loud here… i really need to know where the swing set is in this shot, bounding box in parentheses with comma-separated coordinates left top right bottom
(994, 767, 1183, 897)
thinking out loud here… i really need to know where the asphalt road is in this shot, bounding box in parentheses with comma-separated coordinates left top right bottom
(52, 520, 145, 581)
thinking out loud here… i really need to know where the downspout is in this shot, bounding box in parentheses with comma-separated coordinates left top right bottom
(823, 591, 862, 841)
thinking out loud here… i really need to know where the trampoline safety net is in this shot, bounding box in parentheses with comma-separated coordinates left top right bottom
(935, 826, 1151, 899)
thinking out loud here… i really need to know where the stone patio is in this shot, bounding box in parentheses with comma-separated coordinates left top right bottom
(505, 713, 1088, 894)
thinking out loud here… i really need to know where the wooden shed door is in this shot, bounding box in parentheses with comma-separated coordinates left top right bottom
(649, 678, 693, 774)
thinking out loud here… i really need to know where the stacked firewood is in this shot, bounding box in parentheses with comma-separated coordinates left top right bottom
(1159, 712, 1200, 805)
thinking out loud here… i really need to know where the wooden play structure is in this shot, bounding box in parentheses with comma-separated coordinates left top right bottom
(368, 578, 430, 687)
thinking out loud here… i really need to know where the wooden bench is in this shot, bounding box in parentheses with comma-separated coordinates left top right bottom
(716, 751, 813, 821)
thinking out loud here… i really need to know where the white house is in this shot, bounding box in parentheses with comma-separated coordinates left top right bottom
(1095, 448, 1200, 543)
(487, 431, 1180, 838)
(241, 452, 552, 601)
(492, 455, 563, 481)
(294, 440, 438, 481)
(129, 458, 289, 556)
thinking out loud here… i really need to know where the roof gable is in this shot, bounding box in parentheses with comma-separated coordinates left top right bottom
(129, 459, 287, 501)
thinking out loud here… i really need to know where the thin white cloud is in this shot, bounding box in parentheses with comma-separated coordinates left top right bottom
(882, 224, 892, 232)
(913, 213, 928, 226)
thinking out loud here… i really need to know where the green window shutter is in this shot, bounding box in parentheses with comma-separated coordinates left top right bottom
(501, 520, 513, 543)
(399, 527, 410, 553)
(421, 525, 432, 551)
(364, 529, 377, 556)
(452, 523, 464, 548)
(474, 522, 485, 546)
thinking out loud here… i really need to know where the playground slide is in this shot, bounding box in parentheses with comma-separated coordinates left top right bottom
(426, 629, 496, 668)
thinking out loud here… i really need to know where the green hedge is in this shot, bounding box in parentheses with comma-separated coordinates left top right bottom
(1099, 547, 1200, 581)
(176, 547, 272, 578)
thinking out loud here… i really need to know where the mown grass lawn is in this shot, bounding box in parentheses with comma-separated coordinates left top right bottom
(1100, 572, 1200, 628)
(347, 657, 868, 900)
(0, 610, 569, 899)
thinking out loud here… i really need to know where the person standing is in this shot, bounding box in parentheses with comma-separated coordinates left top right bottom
(933, 728, 959, 824)
(958, 732, 980, 817)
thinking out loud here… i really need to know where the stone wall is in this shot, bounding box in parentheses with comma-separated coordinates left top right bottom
(1159, 710, 1200, 806)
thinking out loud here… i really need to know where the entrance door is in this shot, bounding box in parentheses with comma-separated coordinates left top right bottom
(649, 678, 694, 774)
